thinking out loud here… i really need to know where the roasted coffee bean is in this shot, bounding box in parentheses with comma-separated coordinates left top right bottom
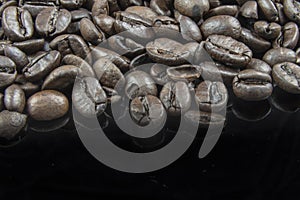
(130, 95, 166, 126)
(93, 14, 116, 36)
(72, 77, 107, 117)
(272, 62, 300, 94)
(4, 45, 29, 72)
(23, 50, 61, 82)
(125, 70, 157, 99)
(239, 28, 271, 54)
(0, 55, 17, 89)
(146, 38, 190, 66)
(204, 35, 253, 68)
(130, 53, 152, 69)
(0, 41, 12, 54)
(62, 54, 95, 77)
(167, 65, 202, 82)
(0, 111, 27, 140)
(239, 1, 258, 19)
(118, 0, 143, 10)
(175, 13, 202, 42)
(107, 0, 121, 15)
(150, 0, 172, 16)
(153, 16, 180, 33)
(4, 84, 26, 113)
(2, 6, 34, 41)
(257, 0, 279, 22)
(209, 0, 221, 8)
(28, 90, 69, 121)
(273, 22, 299, 49)
(263, 48, 296, 66)
(150, 64, 171, 85)
(283, 0, 300, 25)
(93, 58, 125, 89)
(60, 0, 85, 10)
(0, 1, 17, 19)
(35, 7, 72, 37)
(102, 86, 121, 104)
(184, 110, 225, 128)
(0, 92, 4, 111)
(195, 81, 228, 112)
(21, 2, 53, 18)
(233, 69, 273, 101)
(80, 18, 104, 45)
(12, 39, 45, 55)
(71, 8, 91, 21)
(246, 58, 272, 74)
(160, 81, 191, 116)
(42, 65, 81, 90)
(18, 82, 40, 97)
(125, 6, 158, 21)
(92, 0, 109, 16)
(201, 15, 242, 39)
(50, 34, 90, 59)
(275, 2, 288, 25)
(254, 21, 281, 40)
(174, 0, 210, 19)
(205, 5, 239, 18)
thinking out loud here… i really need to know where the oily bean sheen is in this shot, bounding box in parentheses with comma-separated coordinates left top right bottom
(233, 69, 273, 101)
(130, 95, 166, 127)
(263, 48, 296, 66)
(160, 81, 191, 116)
(257, 0, 279, 22)
(283, 0, 300, 25)
(272, 62, 300, 94)
(176, 13, 202, 42)
(72, 77, 107, 118)
(0, 55, 17, 89)
(184, 110, 225, 128)
(195, 81, 228, 112)
(254, 21, 281, 40)
(0, 111, 27, 140)
(2, 6, 34, 42)
(239, 1, 258, 19)
(4, 45, 29, 72)
(174, 0, 210, 19)
(4, 84, 26, 113)
(204, 35, 253, 68)
(273, 22, 299, 50)
(28, 90, 69, 121)
(200, 15, 242, 39)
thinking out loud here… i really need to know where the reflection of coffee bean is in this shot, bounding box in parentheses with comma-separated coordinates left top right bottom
(184, 110, 225, 128)
(0, 111, 27, 140)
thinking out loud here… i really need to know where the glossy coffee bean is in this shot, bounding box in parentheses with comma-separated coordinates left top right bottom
(167, 65, 202, 82)
(62, 54, 96, 77)
(28, 90, 69, 121)
(125, 6, 158, 21)
(263, 48, 296, 66)
(254, 21, 281, 40)
(160, 81, 191, 116)
(205, 5, 239, 18)
(125, 70, 157, 99)
(150, 64, 171, 85)
(233, 69, 273, 101)
(174, 0, 210, 19)
(0, 111, 27, 140)
(246, 58, 272, 75)
(283, 0, 300, 25)
(195, 81, 228, 112)
(201, 15, 242, 39)
(12, 39, 45, 55)
(239, 1, 258, 19)
(60, 0, 85, 10)
(130, 95, 166, 126)
(2, 6, 34, 41)
(72, 77, 107, 117)
(80, 18, 104, 45)
(175, 13, 202, 42)
(92, 0, 109, 16)
(150, 0, 172, 16)
(204, 34, 252, 68)
(184, 110, 225, 128)
(0, 55, 17, 89)
(153, 16, 179, 32)
(4, 84, 26, 113)
(93, 14, 116, 36)
(21, 2, 53, 18)
(257, 0, 279, 22)
(272, 62, 300, 94)
(23, 50, 61, 82)
(4, 45, 29, 72)
(273, 22, 299, 49)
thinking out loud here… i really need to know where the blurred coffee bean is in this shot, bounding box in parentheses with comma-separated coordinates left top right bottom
(0, 55, 17, 89)
(184, 110, 225, 128)
(0, 111, 27, 140)
(246, 58, 272, 74)
(28, 90, 69, 121)
(80, 18, 104, 45)
(257, 0, 279, 22)
(4, 45, 29, 72)
(233, 69, 273, 101)
(167, 65, 202, 82)
(239, 1, 258, 19)
(254, 21, 281, 40)
(4, 84, 26, 113)
(263, 48, 296, 66)
(174, 0, 210, 19)
(270, 86, 300, 113)
(12, 39, 45, 55)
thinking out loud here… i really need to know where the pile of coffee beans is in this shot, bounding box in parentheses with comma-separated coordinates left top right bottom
(1, 0, 300, 141)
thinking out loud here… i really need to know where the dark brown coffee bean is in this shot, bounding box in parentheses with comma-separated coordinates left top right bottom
(254, 21, 281, 40)
(184, 110, 225, 128)
(18, 82, 40, 98)
(153, 16, 180, 33)
(130, 95, 166, 126)
(28, 90, 69, 121)
(275, 2, 289, 25)
(146, 38, 190, 65)
(71, 8, 91, 21)
(4, 45, 29, 72)
(150, 0, 172, 16)
(62, 54, 96, 77)
(93, 58, 125, 89)
(0, 41, 12, 55)
(60, 0, 85, 10)
(2, 6, 34, 41)
(239, 1, 258, 19)
(273, 22, 299, 49)
(4, 84, 26, 113)
(0, 55, 17, 89)
(209, 0, 221, 8)
(93, 14, 116, 36)
(21, 2, 53, 18)
(174, 0, 210, 19)
(263, 48, 296, 66)
(204, 35, 253, 68)
(72, 77, 107, 117)
(283, 0, 300, 25)
(160, 81, 191, 116)
(102, 86, 122, 104)
(125, 70, 157, 99)
(0, 93, 3, 112)
(205, 5, 239, 19)
(0, 111, 27, 140)
(80, 18, 104, 45)
(92, 0, 109, 16)
(0, 1, 17, 19)
(12, 39, 45, 55)
(118, 0, 143, 10)
(233, 69, 273, 101)
(125, 6, 158, 21)
(175, 13, 202, 42)
(150, 64, 171, 85)
(201, 15, 242, 39)
(167, 65, 202, 82)
(246, 58, 272, 74)
(23, 50, 61, 82)
(272, 62, 300, 94)
(107, 0, 121, 15)
(35, 7, 72, 37)
(258, 0, 279, 22)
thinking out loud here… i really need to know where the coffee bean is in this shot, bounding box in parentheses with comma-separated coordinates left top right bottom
(2, 6, 34, 41)
(28, 90, 69, 121)
(118, 0, 143, 10)
(239, 1, 258, 19)
(150, 64, 171, 85)
(246, 58, 272, 74)
(257, 0, 279, 22)
(0, 93, 4, 111)
(275, 2, 289, 25)
(93, 14, 116, 36)
(254, 21, 281, 40)
(92, 0, 109, 16)
(273, 22, 299, 49)
(0, 41, 12, 55)
(125, 70, 157, 99)
(18, 82, 40, 97)
(0, 55, 17, 89)
(263, 48, 296, 66)
(60, 0, 85, 10)
(272, 62, 300, 94)
(23, 50, 61, 82)
(150, 0, 172, 16)
(35, 7, 72, 37)
(184, 110, 225, 128)
(4, 84, 26, 113)
(175, 13, 202, 42)
(130, 95, 166, 126)
(0, 111, 27, 140)
(201, 15, 242, 39)
(174, 0, 210, 19)
(204, 34, 253, 68)
(80, 18, 104, 45)
(4, 45, 29, 72)
(61, 54, 96, 77)
(125, 6, 158, 21)
(160, 81, 191, 116)
(21, 2, 53, 18)
(12, 39, 45, 55)
(72, 77, 107, 117)
(167, 65, 202, 82)
(283, 0, 300, 25)
(205, 5, 239, 19)
(233, 69, 273, 101)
